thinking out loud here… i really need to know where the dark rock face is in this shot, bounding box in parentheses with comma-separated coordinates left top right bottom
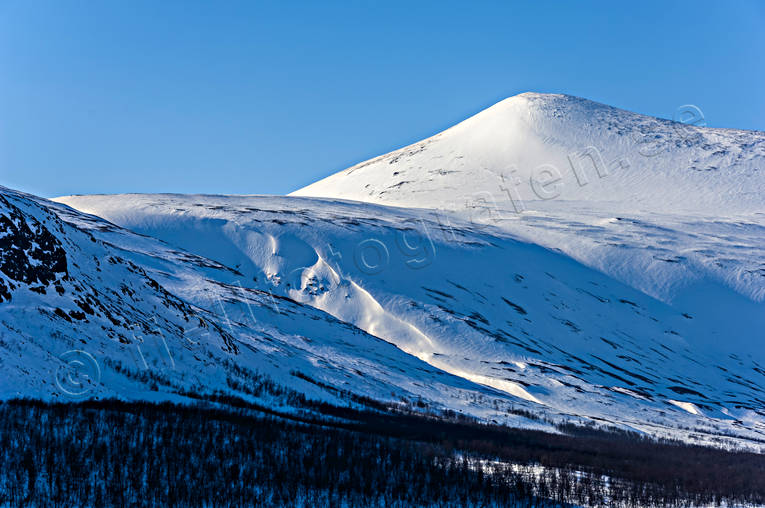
(0, 195, 68, 301)
(0, 278, 10, 302)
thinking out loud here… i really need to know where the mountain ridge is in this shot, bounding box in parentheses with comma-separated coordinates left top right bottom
(53, 190, 765, 449)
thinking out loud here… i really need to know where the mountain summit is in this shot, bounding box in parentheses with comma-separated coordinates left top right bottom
(291, 93, 765, 213)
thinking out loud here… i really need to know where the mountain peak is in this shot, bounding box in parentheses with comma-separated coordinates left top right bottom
(291, 94, 765, 213)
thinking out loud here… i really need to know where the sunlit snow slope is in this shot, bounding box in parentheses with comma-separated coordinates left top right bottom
(56, 191, 765, 449)
(1, 186, 523, 423)
(290, 92, 765, 370)
(292, 92, 765, 214)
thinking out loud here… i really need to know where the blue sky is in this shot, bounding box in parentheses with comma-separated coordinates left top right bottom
(1, 1, 763, 198)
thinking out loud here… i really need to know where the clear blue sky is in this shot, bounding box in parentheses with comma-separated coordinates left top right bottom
(1, 1, 763, 198)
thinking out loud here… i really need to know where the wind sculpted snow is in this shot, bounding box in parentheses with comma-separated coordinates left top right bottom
(55, 191, 765, 450)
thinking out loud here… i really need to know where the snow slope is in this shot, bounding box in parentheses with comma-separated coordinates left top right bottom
(291, 92, 765, 314)
(0, 186, 534, 425)
(289, 94, 765, 341)
(55, 191, 765, 449)
(291, 93, 765, 214)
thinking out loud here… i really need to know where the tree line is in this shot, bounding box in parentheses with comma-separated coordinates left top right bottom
(0, 398, 764, 507)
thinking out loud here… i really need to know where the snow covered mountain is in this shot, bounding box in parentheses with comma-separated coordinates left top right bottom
(53, 191, 765, 448)
(3, 92, 764, 452)
(291, 92, 765, 214)
(290, 94, 765, 344)
(0, 186, 511, 419)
